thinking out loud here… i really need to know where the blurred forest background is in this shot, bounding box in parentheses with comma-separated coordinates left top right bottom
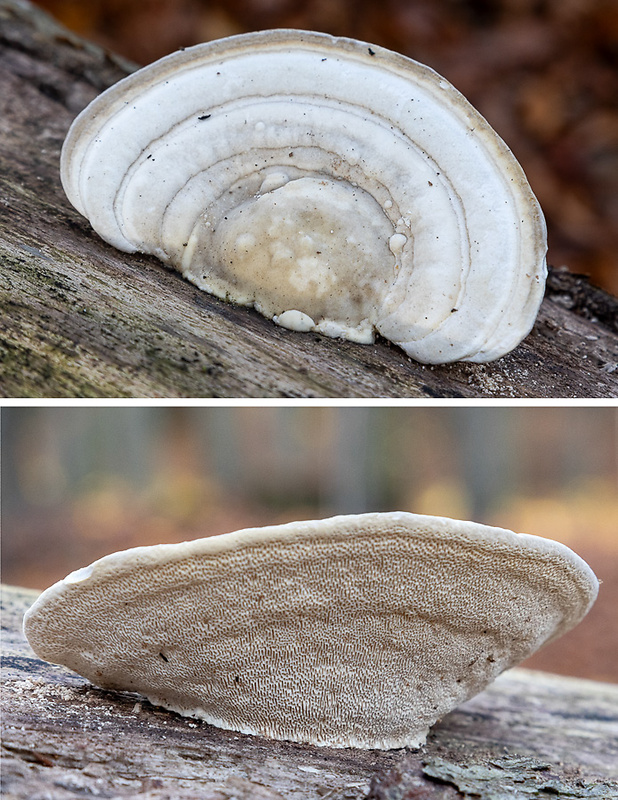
(31, 0, 618, 296)
(2, 406, 617, 683)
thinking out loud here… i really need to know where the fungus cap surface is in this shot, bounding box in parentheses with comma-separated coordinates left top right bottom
(23, 512, 597, 749)
(60, 30, 547, 364)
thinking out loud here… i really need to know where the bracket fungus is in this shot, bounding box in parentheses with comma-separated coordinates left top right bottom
(60, 30, 547, 364)
(24, 512, 597, 750)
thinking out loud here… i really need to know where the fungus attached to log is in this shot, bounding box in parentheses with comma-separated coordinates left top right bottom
(23, 512, 597, 750)
(60, 30, 547, 364)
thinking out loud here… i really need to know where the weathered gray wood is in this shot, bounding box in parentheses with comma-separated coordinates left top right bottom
(2, 584, 617, 799)
(1, 0, 617, 398)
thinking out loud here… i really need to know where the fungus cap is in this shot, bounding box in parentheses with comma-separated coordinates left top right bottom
(60, 30, 547, 364)
(23, 512, 597, 750)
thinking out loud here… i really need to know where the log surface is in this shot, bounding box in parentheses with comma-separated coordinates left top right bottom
(1, 0, 617, 398)
(2, 584, 617, 799)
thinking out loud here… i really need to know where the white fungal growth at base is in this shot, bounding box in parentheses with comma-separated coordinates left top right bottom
(274, 309, 315, 331)
(23, 512, 597, 751)
(60, 30, 548, 364)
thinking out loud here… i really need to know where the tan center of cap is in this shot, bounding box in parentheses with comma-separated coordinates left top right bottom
(195, 176, 397, 337)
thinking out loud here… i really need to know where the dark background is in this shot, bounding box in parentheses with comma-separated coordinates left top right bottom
(32, 0, 618, 297)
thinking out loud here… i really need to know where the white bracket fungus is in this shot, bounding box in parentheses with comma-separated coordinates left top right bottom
(24, 512, 597, 750)
(60, 30, 547, 364)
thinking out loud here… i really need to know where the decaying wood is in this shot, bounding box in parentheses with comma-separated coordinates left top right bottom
(1, 0, 617, 398)
(2, 584, 617, 799)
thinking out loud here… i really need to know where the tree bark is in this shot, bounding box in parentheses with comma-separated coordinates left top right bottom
(1, 0, 617, 398)
(2, 584, 617, 799)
